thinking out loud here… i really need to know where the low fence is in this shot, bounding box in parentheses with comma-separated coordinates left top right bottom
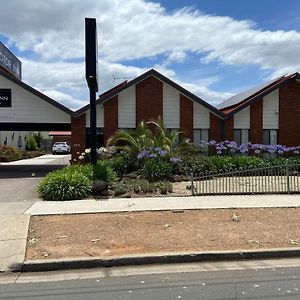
(191, 163, 300, 195)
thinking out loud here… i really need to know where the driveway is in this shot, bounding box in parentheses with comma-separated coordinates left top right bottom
(0, 154, 70, 203)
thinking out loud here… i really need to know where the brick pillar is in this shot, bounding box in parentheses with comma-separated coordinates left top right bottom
(180, 94, 193, 140)
(136, 76, 163, 126)
(71, 114, 86, 161)
(209, 113, 222, 142)
(224, 117, 234, 141)
(104, 95, 118, 144)
(279, 81, 300, 146)
(250, 100, 263, 144)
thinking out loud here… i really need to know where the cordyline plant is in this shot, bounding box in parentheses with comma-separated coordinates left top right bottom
(107, 117, 191, 158)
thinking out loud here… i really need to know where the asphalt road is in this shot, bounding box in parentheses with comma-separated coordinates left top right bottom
(0, 265, 299, 299)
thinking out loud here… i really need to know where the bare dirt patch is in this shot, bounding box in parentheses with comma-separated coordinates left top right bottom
(26, 208, 300, 260)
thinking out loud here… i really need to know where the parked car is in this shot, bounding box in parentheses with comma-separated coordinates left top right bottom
(52, 142, 71, 154)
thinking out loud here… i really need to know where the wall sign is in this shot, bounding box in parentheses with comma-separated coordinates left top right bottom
(0, 89, 12, 107)
(0, 42, 22, 80)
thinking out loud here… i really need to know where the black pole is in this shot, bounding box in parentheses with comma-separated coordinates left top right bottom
(89, 84, 97, 165)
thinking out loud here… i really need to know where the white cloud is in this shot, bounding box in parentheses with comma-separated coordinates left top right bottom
(1, 0, 300, 108)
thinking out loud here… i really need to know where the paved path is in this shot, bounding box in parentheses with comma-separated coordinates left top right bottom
(25, 194, 300, 216)
(0, 204, 32, 273)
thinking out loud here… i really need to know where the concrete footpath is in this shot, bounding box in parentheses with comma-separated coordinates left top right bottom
(0, 202, 34, 273)
(1, 194, 300, 273)
(25, 194, 300, 215)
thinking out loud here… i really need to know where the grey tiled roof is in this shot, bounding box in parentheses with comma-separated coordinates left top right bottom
(217, 75, 286, 110)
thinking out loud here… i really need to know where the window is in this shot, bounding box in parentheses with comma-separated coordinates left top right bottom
(193, 129, 209, 144)
(263, 129, 277, 145)
(168, 128, 179, 145)
(234, 129, 249, 144)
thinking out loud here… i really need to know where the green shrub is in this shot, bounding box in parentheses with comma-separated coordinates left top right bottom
(33, 132, 43, 149)
(142, 157, 172, 182)
(113, 182, 128, 196)
(26, 134, 39, 151)
(178, 157, 214, 175)
(37, 165, 92, 201)
(159, 181, 173, 194)
(94, 161, 117, 184)
(105, 155, 128, 176)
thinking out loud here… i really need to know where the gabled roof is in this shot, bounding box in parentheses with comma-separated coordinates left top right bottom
(0, 68, 74, 116)
(218, 73, 300, 118)
(75, 68, 223, 117)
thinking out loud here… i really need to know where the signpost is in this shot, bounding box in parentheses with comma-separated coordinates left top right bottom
(85, 18, 99, 165)
(0, 42, 22, 80)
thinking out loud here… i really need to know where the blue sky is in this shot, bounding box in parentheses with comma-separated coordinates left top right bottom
(1, 0, 300, 109)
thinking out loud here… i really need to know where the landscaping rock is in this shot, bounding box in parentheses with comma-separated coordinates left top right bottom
(181, 175, 191, 181)
(126, 171, 138, 179)
(91, 180, 108, 195)
(123, 192, 132, 198)
(172, 175, 182, 182)
(101, 189, 114, 197)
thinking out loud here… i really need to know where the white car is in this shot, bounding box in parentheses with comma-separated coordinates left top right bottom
(52, 142, 71, 154)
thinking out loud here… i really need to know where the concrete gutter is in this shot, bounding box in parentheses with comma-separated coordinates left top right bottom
(19, 247, 300, 273)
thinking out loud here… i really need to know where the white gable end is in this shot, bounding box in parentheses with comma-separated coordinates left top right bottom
(0, 75, 70, 123)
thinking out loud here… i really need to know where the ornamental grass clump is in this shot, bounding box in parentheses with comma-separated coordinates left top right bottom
(37, 165, 93, 201)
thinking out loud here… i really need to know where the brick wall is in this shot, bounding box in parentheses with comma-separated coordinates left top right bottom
(224, 117, 234, 141)
(209, 113, 222, 141)
(279, 80, 300, 146)
(136, 76, 163, 126)
(250, 100, 263, 144)
(71, 114, 86, 161)
(180, 94, 193, 140)
(104, 95, 118, 143)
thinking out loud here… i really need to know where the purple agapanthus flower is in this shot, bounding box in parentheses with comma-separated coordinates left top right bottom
(170, 157, 181, 164)
(137, 150, 150, 160)
(158, 149, 168, 157)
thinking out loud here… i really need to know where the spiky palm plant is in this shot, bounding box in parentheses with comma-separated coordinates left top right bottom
(107, 121, 154, 158)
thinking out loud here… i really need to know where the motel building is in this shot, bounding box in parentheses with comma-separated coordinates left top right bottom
(1, 41, 300, 161)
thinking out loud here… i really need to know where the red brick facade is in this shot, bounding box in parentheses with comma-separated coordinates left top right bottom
(71, 114, 86, 161)
(224, 117, 234, 141)
(250, 100, 263, 144)
(209, 113, 222, 141)
(279, 80, 300, 146)
(136, 76, 163, 125)
(180, 94, 193, 140)
(104, 95, 118, 143)
(70, 75, 300, 160)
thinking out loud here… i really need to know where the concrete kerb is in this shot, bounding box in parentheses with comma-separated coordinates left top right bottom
(19, 247, 300, 273)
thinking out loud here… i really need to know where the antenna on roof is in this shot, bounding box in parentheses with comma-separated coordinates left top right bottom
(113, 75, 133, 82)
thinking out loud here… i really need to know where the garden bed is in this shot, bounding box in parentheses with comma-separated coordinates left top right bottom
(26, 207, 300, 260)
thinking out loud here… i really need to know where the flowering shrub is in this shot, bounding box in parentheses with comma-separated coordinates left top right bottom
(137, 147, 181, 181)
(78, 146, 117, 163)
(0, 145, 22, 162)
(202, 140, 300, 157)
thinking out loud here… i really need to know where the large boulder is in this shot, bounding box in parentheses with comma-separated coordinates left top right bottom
(92, 180, 108, 195)
(101, 189, 114, 197)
